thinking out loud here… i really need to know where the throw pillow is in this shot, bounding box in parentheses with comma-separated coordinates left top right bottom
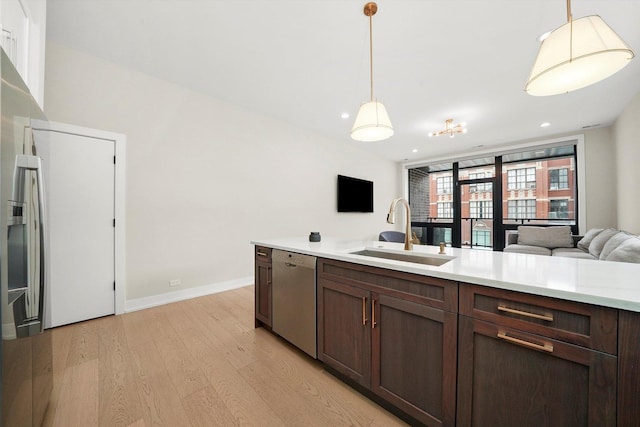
(517, 226, 573, 249)
(577, 228, 604, 251)
(607, 237, 640, 264)
(599, 231, 633, 260)
(588, 228, 619, 258)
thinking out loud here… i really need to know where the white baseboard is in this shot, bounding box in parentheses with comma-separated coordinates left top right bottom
(2, 322, 16, 340)
(124, 276, 253, 313)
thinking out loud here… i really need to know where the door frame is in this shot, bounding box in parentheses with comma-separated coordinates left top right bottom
(33, 120, 126, 315)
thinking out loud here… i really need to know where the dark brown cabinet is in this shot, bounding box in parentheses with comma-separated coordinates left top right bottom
(457, 284, 618, 427)
(317, 258, 458, 426)
(254, 246, 272, 328)
(317, 279, 371, 387)
(254, 248, 640, 426)
(372, 294, 457, 427)
(618, 310, 640, 426)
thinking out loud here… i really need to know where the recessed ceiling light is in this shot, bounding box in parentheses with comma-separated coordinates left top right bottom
(412, 149, 418, 153)
(341, 112, 349, 119)
(540, 122, 551, 127)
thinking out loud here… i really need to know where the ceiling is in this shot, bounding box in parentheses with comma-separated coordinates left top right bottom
(46, 0, 640, 163)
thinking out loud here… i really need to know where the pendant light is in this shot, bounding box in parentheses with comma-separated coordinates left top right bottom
(525, 0, 635, 96)
(351, 2, 393, 142)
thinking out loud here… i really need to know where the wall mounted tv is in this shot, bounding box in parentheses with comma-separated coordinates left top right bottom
(337, 174, 374, 213)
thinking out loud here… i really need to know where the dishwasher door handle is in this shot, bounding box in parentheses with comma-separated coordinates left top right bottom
(284, 262, 298, 268)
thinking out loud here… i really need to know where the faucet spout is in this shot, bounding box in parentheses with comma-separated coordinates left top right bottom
(387, 197, 413, 251)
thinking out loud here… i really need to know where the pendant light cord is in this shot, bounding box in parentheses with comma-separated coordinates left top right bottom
(567, 0, 573, 62)
(369, 12, 374, 101)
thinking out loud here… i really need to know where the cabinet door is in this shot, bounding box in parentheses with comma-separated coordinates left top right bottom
(317, 279, 371, 388)
(255, 260, 272, 327)
(1, 0, 29, 82)
(457, 316, 617, 427)
(372, 294, 457, 427)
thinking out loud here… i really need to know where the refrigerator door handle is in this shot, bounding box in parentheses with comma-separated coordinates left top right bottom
(11, 154, 47, 336)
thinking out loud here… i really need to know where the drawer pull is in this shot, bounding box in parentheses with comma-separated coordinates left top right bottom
(498, 305, 553, 322)
(256, 251, 269, 257)
(498, 331, 554, 353)
(362, 297, 368, 326)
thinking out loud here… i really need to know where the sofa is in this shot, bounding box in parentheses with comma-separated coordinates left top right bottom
(504, 226, 640, 263)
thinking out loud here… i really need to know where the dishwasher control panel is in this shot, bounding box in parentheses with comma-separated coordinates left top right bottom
(272, 249, 316, 268)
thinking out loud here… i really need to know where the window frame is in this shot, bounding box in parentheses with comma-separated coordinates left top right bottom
(436, 176, 453, 194)
(507, 167, 536, 190)
(437, 202, 453, 218)
(469, 200, 493, 219)
(507, 199, 536, 220)
(549, 168, 569, 190)
(549, 198, 569, 219)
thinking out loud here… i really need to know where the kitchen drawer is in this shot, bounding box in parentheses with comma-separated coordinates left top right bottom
(255, 246, 272, 262)
(318, 258, 458, 313)
(459, 283, 617, 354)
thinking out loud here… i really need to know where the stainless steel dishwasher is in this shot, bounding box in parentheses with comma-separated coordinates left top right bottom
(272, 249, 317, 358)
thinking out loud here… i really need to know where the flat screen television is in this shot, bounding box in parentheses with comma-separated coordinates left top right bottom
(337, 175, 374, 212)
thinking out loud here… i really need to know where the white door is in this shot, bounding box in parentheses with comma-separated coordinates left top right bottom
(35, 130, 115, 327)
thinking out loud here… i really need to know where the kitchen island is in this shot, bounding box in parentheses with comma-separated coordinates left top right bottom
(252, 237, 640, 426)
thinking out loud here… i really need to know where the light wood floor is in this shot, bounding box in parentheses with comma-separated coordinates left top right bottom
(41, 285, 407, 427)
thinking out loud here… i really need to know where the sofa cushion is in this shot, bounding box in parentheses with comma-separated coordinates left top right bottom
(588, 228, 619, 258)
(551, 248, 597, 260)
(607, 237, 640, 264)
(517, 226, 573, 249)
(599, 231, 634, 260)
(577, 228, 604, 251)
(504, 244, 552, 256)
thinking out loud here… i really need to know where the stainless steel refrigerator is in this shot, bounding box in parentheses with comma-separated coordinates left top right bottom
(1, 49, 52, 426)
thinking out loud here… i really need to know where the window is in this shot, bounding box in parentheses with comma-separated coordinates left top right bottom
(408, 143, 578, 249)
(437, 202, 453, 218)
(507, 199, 536, 219)
(434, 227, 452, 245)
(436, 176, 452, 194)
(549, 168, 568, 190)
(468, 172, 492, 193)
(472, 230, 491, 247)
(469, 201, 493, 218)
(549, 199, 569, 219)
(507, 167, 536, 190)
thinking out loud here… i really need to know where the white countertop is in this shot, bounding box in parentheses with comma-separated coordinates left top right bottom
(251, 237, 640, 312)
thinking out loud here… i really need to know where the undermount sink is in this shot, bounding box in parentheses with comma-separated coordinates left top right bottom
(349, 249, 455, 267)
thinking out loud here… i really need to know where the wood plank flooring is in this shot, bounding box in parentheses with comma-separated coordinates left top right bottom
(42, 285, 407, 426)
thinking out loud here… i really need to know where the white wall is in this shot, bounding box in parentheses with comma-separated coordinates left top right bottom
(581, 126, 618, 230)
(43, 42, 400, 301)
(613, 91, 640, 234)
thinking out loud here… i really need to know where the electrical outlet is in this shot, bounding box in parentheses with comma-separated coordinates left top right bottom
(169, 279, 181, 287)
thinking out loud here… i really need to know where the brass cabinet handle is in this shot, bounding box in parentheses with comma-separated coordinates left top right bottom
(257, 251, 269, 257)
(497, 331, 553, 353)
(362, 297, 368, 326)
(372, 299, 377, 329)
(498, 305, 553, 322)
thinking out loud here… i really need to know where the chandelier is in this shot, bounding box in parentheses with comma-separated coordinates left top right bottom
(428, 119, 467, 138)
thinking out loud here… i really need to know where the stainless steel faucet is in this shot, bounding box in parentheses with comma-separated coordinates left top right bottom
(387, 197, 413, 251)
